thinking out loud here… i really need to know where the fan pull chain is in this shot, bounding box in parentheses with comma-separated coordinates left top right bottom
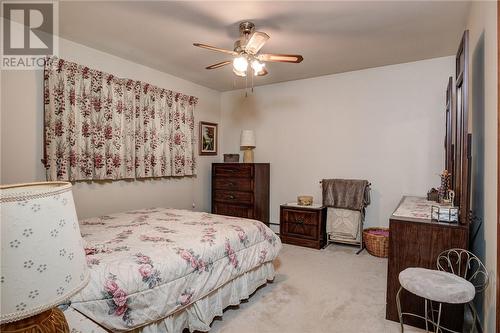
(245, 73, 248, 97)
(251, 68, 254, 93)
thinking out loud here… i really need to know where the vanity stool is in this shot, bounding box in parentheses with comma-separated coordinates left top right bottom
(396, 249, 489, 333)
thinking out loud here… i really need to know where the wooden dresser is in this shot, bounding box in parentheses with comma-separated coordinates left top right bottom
(386, 196, 469, 331)
(280, 204, 327, 249)
(211, 163, 270, 225)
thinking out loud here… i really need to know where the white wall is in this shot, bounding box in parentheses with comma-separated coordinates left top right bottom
(221, 56, 455, 228)
(466, 1, 497, 330)
(1, 38, 221, 218)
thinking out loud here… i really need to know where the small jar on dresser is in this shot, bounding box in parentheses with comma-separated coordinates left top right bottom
(280, 204, 327, 249)
(211, 163, 270, 225)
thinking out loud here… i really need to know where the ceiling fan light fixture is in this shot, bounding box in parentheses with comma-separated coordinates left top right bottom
(233, 56, 248, 72)
(232, 68, 247, 77)
(251, 60, 265, 75)
(194, 21, 303, 85)
(245, 31, 270, 55)
(255, 69, 266, 76)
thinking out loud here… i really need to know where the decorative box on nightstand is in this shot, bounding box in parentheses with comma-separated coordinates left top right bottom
(279, 203, 327, 249)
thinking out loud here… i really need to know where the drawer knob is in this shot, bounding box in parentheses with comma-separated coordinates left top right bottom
(296, 219, 304, 224)
(227, 182, 235, 186)
(228, 195, 235, 199)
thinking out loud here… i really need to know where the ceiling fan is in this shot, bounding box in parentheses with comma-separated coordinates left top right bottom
(193, 21, 303, 78)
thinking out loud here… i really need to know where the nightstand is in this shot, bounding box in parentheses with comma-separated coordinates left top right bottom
(279, 204, 327, 249)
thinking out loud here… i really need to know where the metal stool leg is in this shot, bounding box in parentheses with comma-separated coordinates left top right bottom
(469, 301, 478, 333)
(429, 300, 435, 329)
(396, 286, 404, 332)
(424, 299, 429, 332)
(434, 303, 442, 333)
(397, 291, 462, 333)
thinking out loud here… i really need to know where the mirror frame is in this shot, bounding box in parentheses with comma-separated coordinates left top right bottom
(454, 30, 471, 225)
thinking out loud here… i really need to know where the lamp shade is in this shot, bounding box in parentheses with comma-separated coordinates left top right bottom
(0, 182, 90, 324)
(240, 130, 256, 148)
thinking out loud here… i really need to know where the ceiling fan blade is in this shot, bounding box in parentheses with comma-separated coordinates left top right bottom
(193, 43, 238, 56)
(205, 61, 231, 70)
(257, 53, 304, 63)
(244, 31, 269, 54)
(256, 67, 268, 76)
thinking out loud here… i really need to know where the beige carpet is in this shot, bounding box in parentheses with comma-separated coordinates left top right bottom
(209, 244, 425, 333)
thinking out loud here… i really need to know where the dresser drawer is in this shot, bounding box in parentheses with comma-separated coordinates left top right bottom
(213, 178, 253, 191)
(214, 190, 253, 204)
(213, 202, 254, 219)
(213, 164, 254, 178)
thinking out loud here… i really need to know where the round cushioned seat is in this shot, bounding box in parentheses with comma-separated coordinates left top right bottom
(399, 267, 475, 304)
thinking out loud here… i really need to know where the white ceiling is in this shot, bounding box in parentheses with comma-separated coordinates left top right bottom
(59, 1, 470, 91)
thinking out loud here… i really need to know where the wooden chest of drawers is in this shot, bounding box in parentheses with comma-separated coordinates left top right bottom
(211, 163, 270, 225)
(279, 204, 327, 249)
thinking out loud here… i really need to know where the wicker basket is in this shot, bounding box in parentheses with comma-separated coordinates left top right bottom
(363, 227, 389, 258)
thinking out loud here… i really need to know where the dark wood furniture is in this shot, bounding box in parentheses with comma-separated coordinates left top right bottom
(386, 196, 469, 331)
(279, 204, 327, 249)
(443, 30, 471, 225)
(454, 30, 471, 224)
(444, 76, 454, 173)
(211, 163, 270, 225)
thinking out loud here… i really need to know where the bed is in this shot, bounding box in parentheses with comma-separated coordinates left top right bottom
(68, 208, 282, 332)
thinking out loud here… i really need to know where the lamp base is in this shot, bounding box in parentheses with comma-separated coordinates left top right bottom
(243, 148, 254, 163)
(0, 307, 69, 333)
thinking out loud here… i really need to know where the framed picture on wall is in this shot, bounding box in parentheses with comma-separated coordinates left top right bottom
(199, 121, 218, 155)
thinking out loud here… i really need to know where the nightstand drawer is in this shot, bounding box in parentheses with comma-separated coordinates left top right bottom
(213, 164, 254, 178)
(214, 190, 253, 204)
(213, 178, 253, 191)
(281, 209, 319, 240)
(281, 209, 319, 226)
(280, 205, 326, 249)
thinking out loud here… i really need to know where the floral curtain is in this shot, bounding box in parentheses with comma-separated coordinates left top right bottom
(44, 57, 198, 181)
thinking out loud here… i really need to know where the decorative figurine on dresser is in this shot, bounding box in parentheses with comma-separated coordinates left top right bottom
(211, 163, 270, 225)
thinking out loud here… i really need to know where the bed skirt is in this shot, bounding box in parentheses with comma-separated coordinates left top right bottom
(65, 261, 276, 333)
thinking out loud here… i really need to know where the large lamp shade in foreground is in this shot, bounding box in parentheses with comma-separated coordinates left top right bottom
(0, 182, 89, 332)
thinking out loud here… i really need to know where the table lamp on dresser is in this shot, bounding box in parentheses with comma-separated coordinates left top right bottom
(0, 182, 90, 333)
(240, 130, 256, 163)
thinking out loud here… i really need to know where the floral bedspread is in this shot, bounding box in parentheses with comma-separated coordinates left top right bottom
(70, 208, 281, 332)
